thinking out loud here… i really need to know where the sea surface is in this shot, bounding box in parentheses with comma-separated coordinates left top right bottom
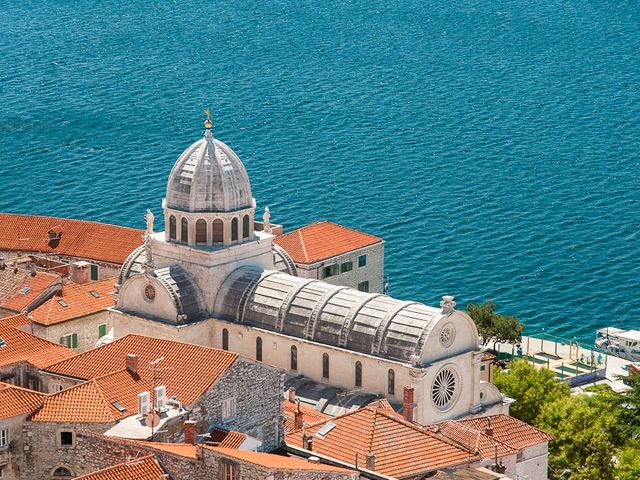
(1, 1, 638, 343)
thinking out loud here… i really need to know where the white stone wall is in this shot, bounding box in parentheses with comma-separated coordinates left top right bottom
(516, 442, 549, 480)
(295, 242, 384, 294)
(32, 310, 112, 353)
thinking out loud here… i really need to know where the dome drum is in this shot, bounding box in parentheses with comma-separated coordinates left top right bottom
(163, 207, 255, 247)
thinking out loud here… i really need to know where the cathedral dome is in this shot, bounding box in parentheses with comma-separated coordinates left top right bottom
(165, 127, 253, 213)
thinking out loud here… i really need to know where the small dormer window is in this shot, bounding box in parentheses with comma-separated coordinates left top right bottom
(0, 337, 6, 348)
(89, 290, 100, 298)
(57, 300, 69, 308)
(20, 287, 31, 295)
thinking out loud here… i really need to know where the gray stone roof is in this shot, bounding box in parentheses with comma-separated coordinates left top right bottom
(165, 131, 253, 213)
(214, 266, 444, 363)
(153, 265, 206, 323)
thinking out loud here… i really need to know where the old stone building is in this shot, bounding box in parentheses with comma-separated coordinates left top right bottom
(113, 116, 507, 425)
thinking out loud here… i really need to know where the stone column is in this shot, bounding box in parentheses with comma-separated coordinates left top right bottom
(469, 351, 483, 413)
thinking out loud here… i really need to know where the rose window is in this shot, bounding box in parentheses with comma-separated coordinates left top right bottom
(144, 284, 156, 302)
(432, 367, 457, 410)
(439, 324, 455, 348)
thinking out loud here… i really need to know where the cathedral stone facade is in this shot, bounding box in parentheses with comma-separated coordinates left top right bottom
(115, 118, 507, 425)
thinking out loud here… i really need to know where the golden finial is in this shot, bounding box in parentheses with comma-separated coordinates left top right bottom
(203, 109, 212, 129)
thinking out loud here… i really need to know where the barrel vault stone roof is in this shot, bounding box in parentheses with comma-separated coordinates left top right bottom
(165, 132, 253, 213)
(214, 266, 444, 363)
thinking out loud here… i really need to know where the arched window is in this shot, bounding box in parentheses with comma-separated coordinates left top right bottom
(195, 219, 207, 244)
(322, 353, 329, 379)
(181, 218, 188, 244)
(256, 337, 262, 361)
(231, 218, 238, 241)
(213, 219, 224, 243)
(222, 328, 229, 351)
(355, 361, 362, 387)
(290, 346, 297, 371)
(388, 369, 395, 395)
(242, 214, 250, 239)
(52, 466, 73, 477)
(169, 215, 177, 240)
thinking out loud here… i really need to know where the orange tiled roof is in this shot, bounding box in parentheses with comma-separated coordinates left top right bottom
(74, 455, 165, 480)
(31, 368, 153, 423)
(136, 441, 198, 459)
(209, 428, 247, 449)
(0, 313, 31, 329)
(45, 334, 239, 405)
(29, 278, 116, 325)
(432, 421, 517, 459)
(0, 213, 143, 265)
(273, 221, 382, 264)
(0, 269, 61, 313)
(455, 415, 554, 451)
(0, 322, 76, 369)
(283, 399, 331, 433)
(0, 382, 46, 420)
(206, 447, 353, 473)
(285, 406, 476, 477)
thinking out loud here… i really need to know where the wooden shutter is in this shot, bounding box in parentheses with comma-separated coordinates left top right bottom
(72, 334, 78, 348)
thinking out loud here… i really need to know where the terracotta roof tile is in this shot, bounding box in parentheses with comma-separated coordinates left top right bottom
(0, 313, 31, 329)
(283, 399, 331, 433)
(455, 415, 554, 451)
(0, 213, 143, 265)
(136, 441, 198, 459)
(29, 278, 116, 325)
(273, 221, 382, 264)
(0, 269, 61, 312)
(0, 322, 76, 369)
(285, 406, 477, 477)
(432, 421, 517, 459)
(208, 428, 247, 449)
(0, 382, 46, 420)
(206, 447, 353, 472)
(45, 334, 239, 405)
(73, 455, 165, 480)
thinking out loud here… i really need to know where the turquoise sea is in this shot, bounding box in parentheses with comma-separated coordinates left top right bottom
(1, 1, 638, 342)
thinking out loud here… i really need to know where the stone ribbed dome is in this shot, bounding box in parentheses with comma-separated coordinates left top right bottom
(165, 130, 253, 213)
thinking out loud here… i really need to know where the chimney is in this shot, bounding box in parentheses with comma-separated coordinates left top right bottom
(294, 402, 304, 430)
(365, 453, 376, 470)
(70, 261, 92, 284)
(184, 420, 196, 445)
(403, 386, 414, 422)
(484, 426, 494, 437)
(287, 387, 296, 403)
(302, 433, 313, 451)
(126, 354, 139, 375)
(440, 295, 456, 314)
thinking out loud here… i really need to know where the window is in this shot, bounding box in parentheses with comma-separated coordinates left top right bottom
(290, 345, 297, 371)
(0, 428, 7, 448)
(213, 219, 224, 243)
(242, 214, 250, 239)
(222, 398, 236, 421)
(221, 461, 238, 480)
(19, 286, 31, 294)
(480, 365, 486, 372)
(60, 431, 74, 447)
(388, 369, 395, 395)
(322, 353, 329, 379)
(51, 383, 63, 393)
(357, 281, 369, 292)
(181, 218, 188, 244)
(60, 334, 77, 349)
(358, 255, 367, 268)
(90, 264, 98, 280)
(169, 215, 177, 240)
(89, 290, 100, 298)
(231, 218, 238, 241)
(256, 337, 262, 362)
(322, 264, 339, 279)
(195, 219, 207, 244)
(341, 261, 353, 273)
(222, 329, 229, 351)
(52, 467, 73, 477)
(355, 361, 362, 387)
(57, 299, 69, 307)
(98, 324, 107, 338)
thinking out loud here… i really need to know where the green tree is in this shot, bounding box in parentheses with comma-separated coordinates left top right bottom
(493, 359, 570, 425)
(537, 394, 620, 477)
(615, 372, 640, 439)
(616, 440, 640, 480)
(569, 433, 617, 480)
(466, 301, 524, 347)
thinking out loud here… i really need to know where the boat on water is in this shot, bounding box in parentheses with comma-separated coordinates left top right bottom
(595, 327, 640, 361)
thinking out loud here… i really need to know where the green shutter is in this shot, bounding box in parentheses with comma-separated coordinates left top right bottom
(59, 337, 65, 345)
(98, 324, 107, 338)
(71, 333, 78, 348)
(90, 264, 99, 280)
